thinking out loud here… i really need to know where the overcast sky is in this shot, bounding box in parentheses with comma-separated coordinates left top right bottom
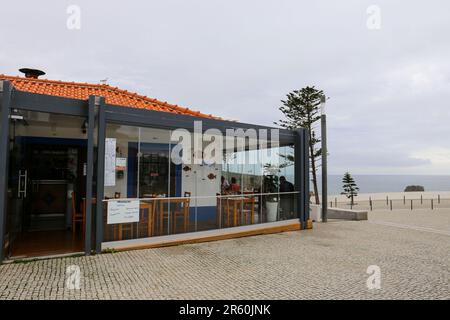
(2, 0, 450, 175)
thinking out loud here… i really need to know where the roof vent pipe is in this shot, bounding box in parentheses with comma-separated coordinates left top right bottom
(19, 68, 46, 79)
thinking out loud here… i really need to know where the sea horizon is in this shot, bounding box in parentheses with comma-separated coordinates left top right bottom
(318, 174, 450, 195)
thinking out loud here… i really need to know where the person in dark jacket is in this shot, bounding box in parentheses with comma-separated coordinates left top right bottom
(279, 176, 295, 219)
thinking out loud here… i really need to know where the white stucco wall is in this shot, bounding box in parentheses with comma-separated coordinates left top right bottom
(181, 164, 221, 207)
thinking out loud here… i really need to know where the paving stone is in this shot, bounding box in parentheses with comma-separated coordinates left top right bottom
(0, 210, 449, 299)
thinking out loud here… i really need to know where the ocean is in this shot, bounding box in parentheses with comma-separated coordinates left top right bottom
(317, 175, 450, 195)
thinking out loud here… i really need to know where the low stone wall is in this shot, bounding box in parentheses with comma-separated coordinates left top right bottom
(327, 207, 368, 221)
(309, 205, 368, 221)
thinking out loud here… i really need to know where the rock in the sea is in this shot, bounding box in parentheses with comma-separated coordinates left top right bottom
(404, 185, 425, 192)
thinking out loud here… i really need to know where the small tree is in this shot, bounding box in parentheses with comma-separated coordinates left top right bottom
(341, 172, 359, 206)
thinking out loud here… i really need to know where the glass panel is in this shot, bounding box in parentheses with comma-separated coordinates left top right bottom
(102, 123, 300, 244)
(139, 127, 172, 236)
(103, 124, 139, 241)
(221, 137, 242, 229)
(279, 144, 297, 220)
(104, 124, 139, 199)
(191, 131, 221, 232)
(261, 138, 280, 223)
(103, 125, 177, 240)
(138, 127, 174, 199)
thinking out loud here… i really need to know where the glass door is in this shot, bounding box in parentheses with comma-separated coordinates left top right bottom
(5, 109, 88, 258)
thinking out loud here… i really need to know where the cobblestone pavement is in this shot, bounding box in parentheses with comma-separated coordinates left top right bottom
(0, 210, 449, 300)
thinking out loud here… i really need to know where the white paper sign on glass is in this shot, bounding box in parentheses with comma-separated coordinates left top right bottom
(104, 138, 116, 186)
(115, 157, 127, 170)
(107, 200, 140, 225)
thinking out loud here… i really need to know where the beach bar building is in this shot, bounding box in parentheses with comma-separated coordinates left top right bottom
(0, 70, 310, 262)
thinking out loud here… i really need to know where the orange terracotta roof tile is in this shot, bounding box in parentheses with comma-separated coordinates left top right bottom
(0, 74, 219, 120)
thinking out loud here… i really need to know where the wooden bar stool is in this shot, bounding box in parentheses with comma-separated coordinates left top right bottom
(72, 192, 85, 240)
(118, 223, 134, 240)
(159, 198, 190, 235)
(172, 198, 190, 234)
(241, 197, 256, 225)
(216, 193, 222, 228)
(138, 202, 155, 238)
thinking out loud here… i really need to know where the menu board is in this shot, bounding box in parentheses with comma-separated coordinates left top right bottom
(107, 200, 140, 225)
(104, 138, 116, 186)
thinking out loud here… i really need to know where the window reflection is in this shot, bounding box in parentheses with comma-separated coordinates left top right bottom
(103, 125, 299, 242)
(137, 148, 175, 198)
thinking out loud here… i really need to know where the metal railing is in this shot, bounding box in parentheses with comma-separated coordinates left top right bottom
(329, 194, 450, 211)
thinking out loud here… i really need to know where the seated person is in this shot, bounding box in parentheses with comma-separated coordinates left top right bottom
(280, 176, 294, 193)
(221, 176, 230, 194)
(230, 177, 241, 193)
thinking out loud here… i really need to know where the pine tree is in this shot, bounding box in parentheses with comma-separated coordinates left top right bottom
(275, 86, 324, 204)
(341, 172, 359, 206)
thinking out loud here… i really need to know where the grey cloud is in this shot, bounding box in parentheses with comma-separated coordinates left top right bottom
(330, 150, 431, 169)
(1, 0, 450, 174)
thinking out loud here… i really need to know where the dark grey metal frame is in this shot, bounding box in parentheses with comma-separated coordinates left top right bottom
(95, 97, 106, 254)
(295, 129, 310, 230)
(0, 81, 12, 262)
(83, 96, 96, 255)
(321, 114, 328, 222)
(0, 80, 310, 262)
